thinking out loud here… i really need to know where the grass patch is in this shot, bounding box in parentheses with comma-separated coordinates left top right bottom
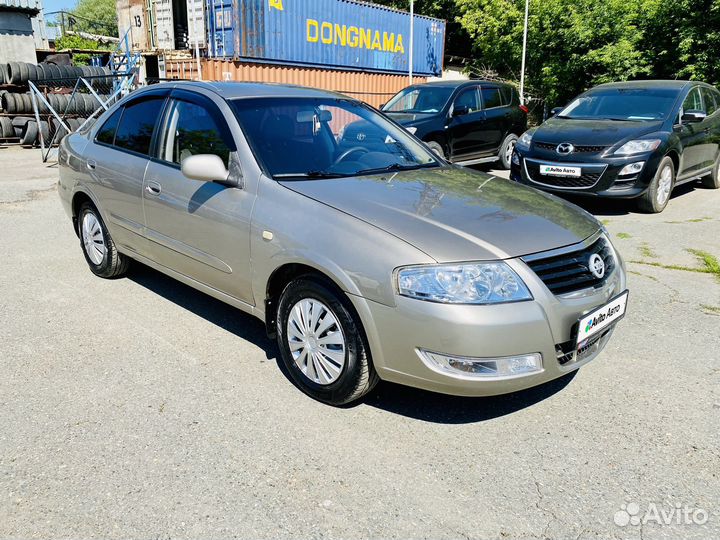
(601, 219, 611, 225)
(628, 270, 659, 282)
(665, 217, 713, 224)
(639, 243, 657, 259)
(687, 249, 720, 281)
(629, 249, 720, 282)
(617, 232, 632, 239)
(701, 305, 720, 315)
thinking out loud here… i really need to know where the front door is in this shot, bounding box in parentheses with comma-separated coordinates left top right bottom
(142, 92, 256, 304)
(677, 87, 710, 177)
(448, 86, 485, 159)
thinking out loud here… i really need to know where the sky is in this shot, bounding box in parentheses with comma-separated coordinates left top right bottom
(43, 0, 73, 16)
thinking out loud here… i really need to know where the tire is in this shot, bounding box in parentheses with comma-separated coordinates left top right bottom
(638, 156, 675, 213)
(22, 93, 33, 113)
(276, 277, 379, 406)
(426, 140, 447, 160)
(7, 62, 21, 84)
(77, 202, 130, 278)
(0, 116, 12, 137)
(19, 62, 30, 84)
(2, 92, 15, 113)
(0, 64, 7, 84)
(498, 134, 519, 170)
(20, 120, 38, 145)
(701, 154, 720, 189)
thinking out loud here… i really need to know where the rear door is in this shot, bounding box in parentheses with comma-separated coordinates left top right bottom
(142, 89, 256, 304)
(478, 85, 509, 153)
(448, 86, 484, 159)
(700, 86, 720, 168)
(84, 90, 168, 257)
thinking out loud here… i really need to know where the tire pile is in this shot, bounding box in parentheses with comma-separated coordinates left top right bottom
(0, 61, 112, 146)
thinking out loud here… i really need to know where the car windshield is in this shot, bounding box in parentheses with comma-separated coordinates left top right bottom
(232, 97, 440, 178)
(558, 88, 680, 121)
(382, 86, 454, 114)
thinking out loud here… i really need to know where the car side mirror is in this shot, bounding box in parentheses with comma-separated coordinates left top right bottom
(550, 106, 564, 117)
(682, 110, 706, 124)
(453, 104, 470, 117)
(181, 154, 236, 186)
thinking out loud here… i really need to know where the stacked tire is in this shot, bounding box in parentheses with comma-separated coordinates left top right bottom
(5, 62, 112, 86)
(0, 92, 110, 115)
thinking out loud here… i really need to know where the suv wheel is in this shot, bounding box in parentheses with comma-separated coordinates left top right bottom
(498, 134, 518, 170)
(426, 140, 447, 160)
(77, 202, 130, 278)
(276, 277, 379, 406)
(701, 154, 720, 189)
(638, 156, 675, 213)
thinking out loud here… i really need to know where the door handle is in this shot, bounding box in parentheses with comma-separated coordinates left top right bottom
(145, 181, 161, 196)
(86, 160, 96, 170)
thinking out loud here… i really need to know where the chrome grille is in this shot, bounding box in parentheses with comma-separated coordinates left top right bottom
(524, 236, 616, 295)
(525, 161, 603, 188)
(533, 142, 608, 153)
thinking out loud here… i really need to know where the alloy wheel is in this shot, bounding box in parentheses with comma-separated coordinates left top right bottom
(81, 212, 106, 265)
(505, 139, 516, 164)
(656, 164, 673, 206)
(286, 298, 346, 385)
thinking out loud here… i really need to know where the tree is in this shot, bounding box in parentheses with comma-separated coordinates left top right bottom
(70, 0, 118, 37)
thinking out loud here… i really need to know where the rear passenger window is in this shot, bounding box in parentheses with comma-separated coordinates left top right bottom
(95, 108, 122, 145)
(702, 88, 718, 116)
(499, 86, 512, 106)
(114, 98, 165, 155)
(482, 87, 503, 109)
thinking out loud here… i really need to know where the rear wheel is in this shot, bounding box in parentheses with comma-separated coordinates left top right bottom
(638, 156, 674, 213)
(701, 154, 720, 189)
(276, 278, 378, 406)
(498, 134, 518, 170)
(77, 202, 129, 278)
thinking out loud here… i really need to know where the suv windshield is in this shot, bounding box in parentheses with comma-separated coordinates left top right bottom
(232, 97, 440, 178)
(382, 86, 454, 114)
(559, 88, 680, 121)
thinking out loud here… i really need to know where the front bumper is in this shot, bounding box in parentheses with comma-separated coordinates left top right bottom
(510, 149, 662, 198)
(349, 234, 627, 397)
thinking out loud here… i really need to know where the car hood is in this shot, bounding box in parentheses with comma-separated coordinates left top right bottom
(279, 167, 600, 262)
(384, 112, 436, 124)
(534, 117, 665, 146)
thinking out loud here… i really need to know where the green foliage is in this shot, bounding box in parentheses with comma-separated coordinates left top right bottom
(70, 0, 118, 37)
(55, 34, 103, 65)
(372, 0, 720, 107)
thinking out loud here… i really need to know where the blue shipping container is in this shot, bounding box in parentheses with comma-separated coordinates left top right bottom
(205, 0, 446, 76)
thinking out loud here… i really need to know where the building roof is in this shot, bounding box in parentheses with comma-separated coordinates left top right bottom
(0, 0, 41, 14)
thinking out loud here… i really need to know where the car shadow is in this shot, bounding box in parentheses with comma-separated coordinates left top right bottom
(359, 372, 577, 424)
(127, 262, 278, 360)
(127, 262, 578, 424)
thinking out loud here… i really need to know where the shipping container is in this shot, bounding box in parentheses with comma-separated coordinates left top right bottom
(154, 0, 175, 49)
(116, 0, 150, 50)
(186, 0, 207, 48)
(164, 57, 426, 108)
(205, 0, 445, 76)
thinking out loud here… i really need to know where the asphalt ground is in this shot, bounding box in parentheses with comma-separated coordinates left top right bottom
(1, 147, 718, 539)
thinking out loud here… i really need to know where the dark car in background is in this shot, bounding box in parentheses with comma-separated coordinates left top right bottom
(380, 80, 528, 169)
(512, 80, 720, 213)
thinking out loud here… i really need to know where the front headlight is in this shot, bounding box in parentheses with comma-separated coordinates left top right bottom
(516, 128, 536, 150)
(396, 262, 532, 304)
(613, 139, 661, 156)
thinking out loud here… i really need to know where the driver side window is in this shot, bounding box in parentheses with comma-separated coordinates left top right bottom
(158, 99, 233, 167)
(454, 87, 480, 114)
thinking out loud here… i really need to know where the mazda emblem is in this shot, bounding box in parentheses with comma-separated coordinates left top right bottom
(588, 253, 606, 279)
(556, 143, 575, 155)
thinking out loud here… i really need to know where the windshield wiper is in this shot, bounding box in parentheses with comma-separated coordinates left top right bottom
(274, 170, 349, 179)
(354, 162, 438, 176)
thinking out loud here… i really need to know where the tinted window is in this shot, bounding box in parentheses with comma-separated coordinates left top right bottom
(95, 108, 122, 145)
(683, 88, 704, 113)
(482, 87, 503, 109)
(454, 88, 480, 113)
(158, 100, 233, 166)
(382, 86, 454, 114)
(114, 98, 165, 155)
(702, 87, 718, 115)
(499, 86, 512, 106)
(561, 88, 679, 121)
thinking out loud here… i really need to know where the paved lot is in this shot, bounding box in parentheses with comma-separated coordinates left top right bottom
(1, 147, 718, 539)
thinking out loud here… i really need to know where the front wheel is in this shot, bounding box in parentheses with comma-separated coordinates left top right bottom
(498, 134, 518, 170)
(701, 153, 720, 189)
(425, 140, 447, 160)
(637, 156, 675, 213)
(276, 278, 378, 406)
(77, 202, 130, 278)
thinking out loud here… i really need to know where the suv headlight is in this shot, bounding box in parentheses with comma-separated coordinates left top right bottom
(516, 128, 536, 151)
(613, 139, 661, 156)
(396, 262, 532, 304)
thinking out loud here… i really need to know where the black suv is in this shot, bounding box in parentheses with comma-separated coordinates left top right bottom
(511, 80, 720, 213)
(381, 80, 528, 169)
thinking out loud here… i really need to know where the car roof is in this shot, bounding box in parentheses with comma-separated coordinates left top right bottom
(590, 80, 697, 91)
(410, 79, 508, 89)
(144, 80, 353, 101)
